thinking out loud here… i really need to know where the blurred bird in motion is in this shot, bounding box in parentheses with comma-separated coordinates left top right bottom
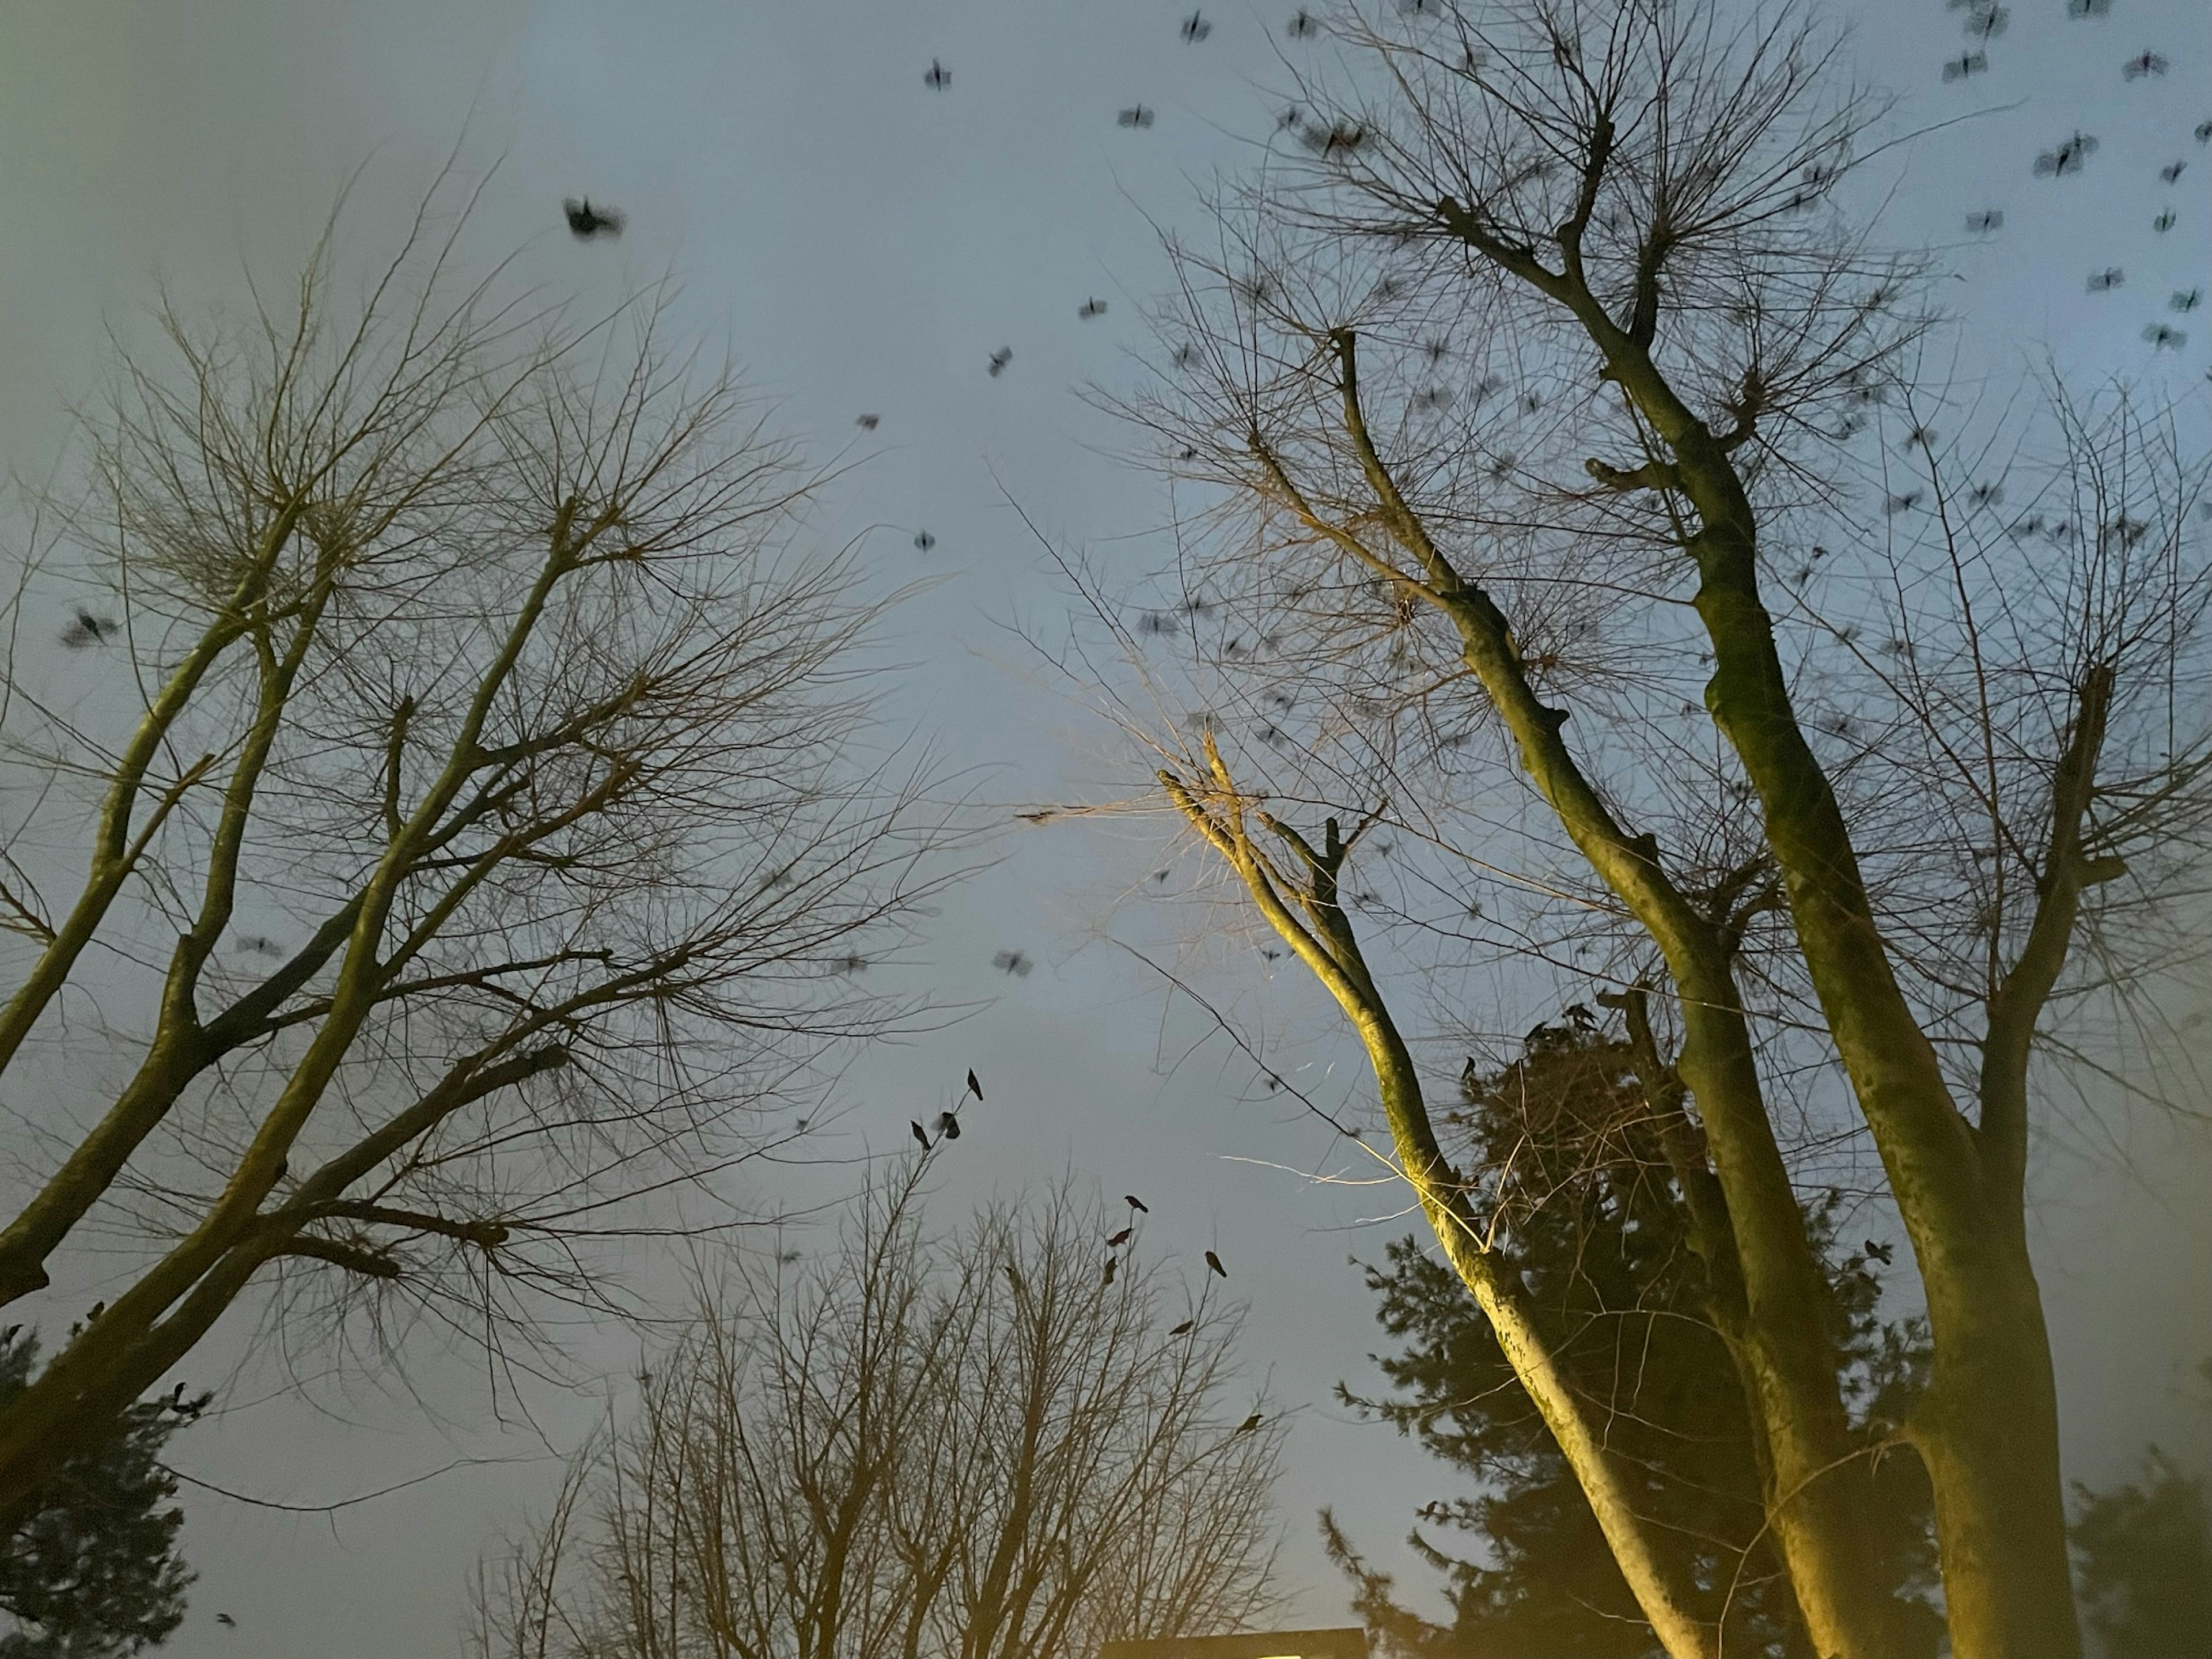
(563, 198, 624, 240)
(60, 609, 117, 648)
(2033, 133, 2097, 177)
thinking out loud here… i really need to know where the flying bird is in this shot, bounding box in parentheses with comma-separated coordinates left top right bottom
(1078, 297, 1108, 318)
(992, 949, 1034, 977)
(2161, 161, 2187, 184)
(1864, 1238, 1896, 1266)
(1205, 1250, 1227, 1278)
(1942, 51, 1988, 81)
(1960, 5, 2006, 40)
(2122, 51, 2168, 80)
(2199, 120, 2212, 145)
(2154, 210, 2176, 233)
(2174, 289, 2203, 311)
(1287, 9, 1318, 37)
(1118, 105, 1157, 128)
(987, 347, 1013, 377)
(1306, 122, 1367, 157)
(215, 1614, 237, 1630)
(2066, 0, 2109, 13)
(2143, 324, 2188, 349)
(934, 1111, 962, 1140)
(913, 530, 936, 552)
(2033, 133, 2098, 177)
(1181, 11, 1211, 41)
(2086, 267, 2124, 291)
(911, 1120, 931, 1151)
(563, 199, 624, 240)
(1107, 1226, 1133, 1247)
(967, 1069, 984, 1102)
(1169, 1319, 1195, 1335)
(60, 609, 117, 648)
(857, 413, 880, 430)
(925, 58, 950, 90)
(1965, 210, 2005, 233)
(1126, 1195, 1149, 1213)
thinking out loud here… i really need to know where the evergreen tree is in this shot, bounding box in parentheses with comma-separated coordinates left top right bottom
(1329, 1017, 1940, 1658)
(0, 1330, 196, 1658)
(2071, 1449, 2212, 1658)
(2070, 1359, 2212, 1659)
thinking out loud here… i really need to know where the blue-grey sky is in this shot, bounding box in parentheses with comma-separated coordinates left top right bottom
(2, 0, 2209, 1654)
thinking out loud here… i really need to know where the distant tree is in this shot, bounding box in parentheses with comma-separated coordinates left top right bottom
(0, 1329, 197, 1658)
(473, 1166, 1285, 1659)
(2071, 1361, 2212, 1659)
(1322, 1018, 1938, 1659)
(0, 175, 952, 1523)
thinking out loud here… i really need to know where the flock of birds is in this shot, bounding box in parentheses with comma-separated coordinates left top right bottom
(904, 1067, 1255, 1430)
(48, 13, 2198, 1512)
(1944, 0, 2205, 352)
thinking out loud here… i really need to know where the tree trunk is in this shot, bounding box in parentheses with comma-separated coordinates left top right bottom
(1912, 1220, 2080, 1656)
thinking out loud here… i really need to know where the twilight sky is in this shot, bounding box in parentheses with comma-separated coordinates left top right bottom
(1, 0, 2209, 1654)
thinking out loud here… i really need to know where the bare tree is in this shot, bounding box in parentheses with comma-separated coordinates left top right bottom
(471, 1166, 1286, 1659)
(1059, 2, 2212, 1654)
(0, 176, 954, 1525)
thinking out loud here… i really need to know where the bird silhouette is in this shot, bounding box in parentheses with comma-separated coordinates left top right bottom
(1170, 1318, 1195, 1335)
(1865, 1238, 1896, 1266)
(2153, 210, 2176, 233)
(2174, 290, 2203, 312)
(1287, 9, 1317, 38)
(1233, 1411, 1262, 1434)
(967, 1069, 984, 1102)
(1102, 1256, 1118, 1286)
(911, 1120, 931, 1151)
(1960, 5, 2006, 40)
(1205, 1250, 1227, 1278)
(2066, 0, 2109, 13)
(2033, 133, 2098, 177)
(1304, 122, 1367, 157)
(2161, 161, 2187, 185)
(1079, 297, 1108, 318)
(2122, 51, 2168, 80)
(60, 609, 117, 649)
(2143, 324, 2188, 349)
(925, 59, 950, 90)
(914, 530, 936, 552)
(1965, 210, 2004, 233)
(1118, 105, 1157, 128)
(988, 347, 1013, 377)
(1005, 1261, 1025, 1294)
(1126, 1195, 1149, 1213)
(1942, 51, 1988, 81)
(1182, 11, 1211, 41)
(2199, 120, 2212, 145)
(2086, 267, 2124, 291)
(992, 949, 1033, 976)
(563, 199, 624, 240)
(934, 1111, 962, 1140)
(214, 1614, 237, 1630)
(856, 413, 881, 430)
(1107, 1226, 1134, 1247)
